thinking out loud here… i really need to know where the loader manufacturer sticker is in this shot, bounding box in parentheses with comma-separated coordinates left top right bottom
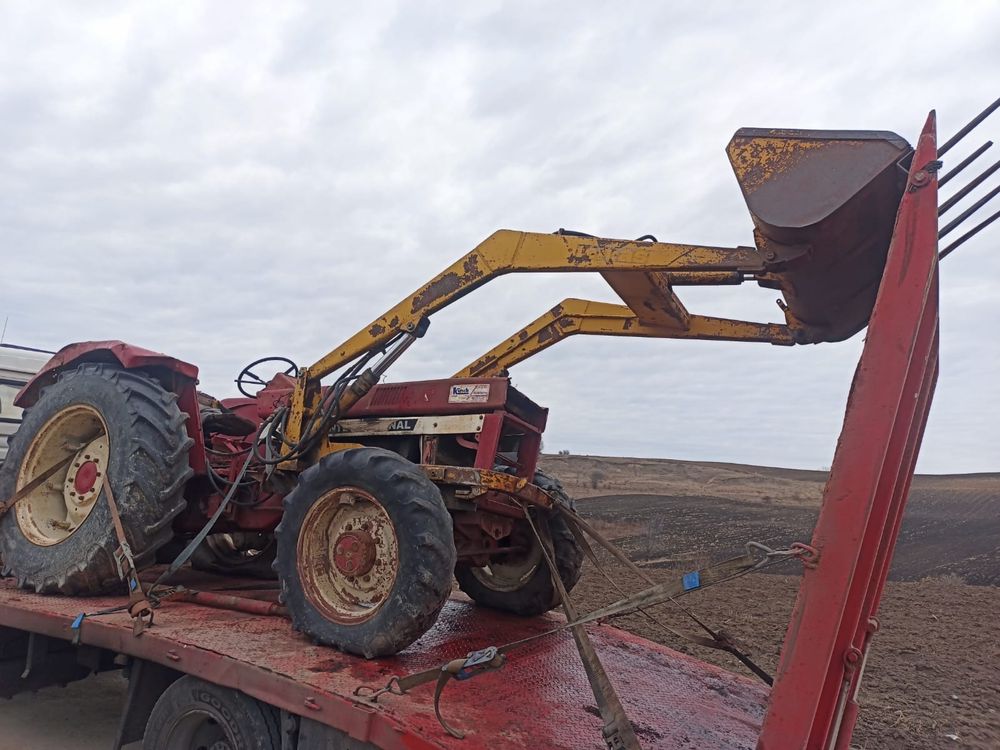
(448, 384, 491, 404)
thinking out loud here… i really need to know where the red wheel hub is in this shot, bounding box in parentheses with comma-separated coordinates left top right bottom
(74, 460, 99, 494)
(333, 530, 376, 577)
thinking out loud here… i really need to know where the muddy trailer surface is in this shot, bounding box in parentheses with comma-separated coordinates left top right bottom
(0, 568, 768, 749)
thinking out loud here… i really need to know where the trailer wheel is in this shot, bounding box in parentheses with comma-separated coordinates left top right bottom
(455, 470, 584, 616)
(143, 675, 280, 750)
(0, 363, 192, 594)
(190, 532, 278, 579)
(275, 447, 456, 658)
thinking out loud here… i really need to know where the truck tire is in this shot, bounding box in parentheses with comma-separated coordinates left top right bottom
(190, 532, 278, 579)
(275, 447, 456, 658)
(142, 675, 280, 750)
(0, 363, 192, 594)
(455, 469, 584, 616)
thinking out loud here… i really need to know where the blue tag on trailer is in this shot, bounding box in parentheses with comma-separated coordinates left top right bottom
(682, 571, 701, 591)
(71, 613, 85, 630)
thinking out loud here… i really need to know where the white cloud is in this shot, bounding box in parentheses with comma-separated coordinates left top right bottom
(1, 0, 997, 472)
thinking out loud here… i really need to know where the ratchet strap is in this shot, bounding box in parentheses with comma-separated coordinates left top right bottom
(526, 509, 642, 749)
(355, 646, 507, 738)
(560, 508, 775, 685)
(101, 474, 154, 636)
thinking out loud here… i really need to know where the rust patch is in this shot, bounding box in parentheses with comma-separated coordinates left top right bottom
(368, 323, 385, 336)
(537, 325, 558, 343)
(412, 273, 462, 313)
(410, 254, 486, 313)
(595, 237, 628, 251)
(728, 136, 828, 194)
(518, 330, 529, 342)
(388, 316, 399, 328)
(462, 254, 483, 276)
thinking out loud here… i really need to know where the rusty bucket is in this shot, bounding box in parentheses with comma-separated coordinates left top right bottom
(728, 128, 912, 343)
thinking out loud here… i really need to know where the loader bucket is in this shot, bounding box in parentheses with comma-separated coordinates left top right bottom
(727, 128, 912, 343)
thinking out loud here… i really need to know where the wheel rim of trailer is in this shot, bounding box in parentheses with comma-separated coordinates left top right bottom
(164, 709, 237, 750)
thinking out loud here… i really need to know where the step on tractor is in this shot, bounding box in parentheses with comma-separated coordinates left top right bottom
(0, 104, 996, 685)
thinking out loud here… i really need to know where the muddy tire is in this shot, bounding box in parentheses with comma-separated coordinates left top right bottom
(0, 363, 192, 594)
(142, 675, 280, 750)
(190, 532, 278, 579)
(274, 447, 456, 658)
(455, 469, 583, 616)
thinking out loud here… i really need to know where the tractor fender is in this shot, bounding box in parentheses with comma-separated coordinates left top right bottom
(15, 341, 207, 473)
(15, 340, 199, 408)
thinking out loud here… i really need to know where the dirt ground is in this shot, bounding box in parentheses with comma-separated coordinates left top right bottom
(540, 454, 1000, 749)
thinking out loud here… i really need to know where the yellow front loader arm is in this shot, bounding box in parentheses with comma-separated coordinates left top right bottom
(282, 126, 914, 454)
(283, 232, 770, 450)
(455, 298, 794, 378)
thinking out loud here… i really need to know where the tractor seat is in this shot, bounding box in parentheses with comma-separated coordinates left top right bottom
(197, 391, 257, 436)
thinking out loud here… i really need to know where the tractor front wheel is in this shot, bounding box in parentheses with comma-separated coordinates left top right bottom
(455, 470, 584, 616)
(274, 448, 456, 658)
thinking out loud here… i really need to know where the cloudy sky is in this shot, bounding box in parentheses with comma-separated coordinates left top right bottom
(2, 2, 997, 473)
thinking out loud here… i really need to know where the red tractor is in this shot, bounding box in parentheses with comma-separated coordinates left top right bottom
(0, 339, 585, 657)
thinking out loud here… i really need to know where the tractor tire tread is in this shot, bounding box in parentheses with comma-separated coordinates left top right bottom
(0, 363, 192, 595)
(143, 676, 281, 750)
(275, 447, 456, 657)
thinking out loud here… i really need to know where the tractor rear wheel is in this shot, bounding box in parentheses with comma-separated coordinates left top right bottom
(0, 363, 192, 594)
(455, 470, 584, 616)
(274, 447, 456, 658)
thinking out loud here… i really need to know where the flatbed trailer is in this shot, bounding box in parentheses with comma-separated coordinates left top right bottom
(0, 568, 768, 749)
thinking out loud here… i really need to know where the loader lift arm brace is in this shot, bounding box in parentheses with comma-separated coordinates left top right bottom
(455, 297, 794, 379)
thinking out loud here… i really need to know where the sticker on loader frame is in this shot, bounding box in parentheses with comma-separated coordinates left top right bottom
(448, 384, 491, 404)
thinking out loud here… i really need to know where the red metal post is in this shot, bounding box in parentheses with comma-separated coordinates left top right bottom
(758, 112, 942, 750)
(474, 413, 504, 470)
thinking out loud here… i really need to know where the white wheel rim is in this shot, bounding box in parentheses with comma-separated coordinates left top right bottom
(15, 404, 108, 546)
(296, 487, 399, 624)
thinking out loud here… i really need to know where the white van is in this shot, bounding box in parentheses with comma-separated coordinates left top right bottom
(0, 344, 53, 464)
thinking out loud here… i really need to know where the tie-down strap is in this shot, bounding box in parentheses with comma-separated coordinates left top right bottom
(354, 540, 814, 738)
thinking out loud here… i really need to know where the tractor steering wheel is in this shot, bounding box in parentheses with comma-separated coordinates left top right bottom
(236, 357, 300, 397)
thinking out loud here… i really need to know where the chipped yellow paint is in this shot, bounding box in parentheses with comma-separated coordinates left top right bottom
(727, 135, 829, 193)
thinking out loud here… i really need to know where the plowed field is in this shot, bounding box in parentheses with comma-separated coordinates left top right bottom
(540, 454, 1000, 749)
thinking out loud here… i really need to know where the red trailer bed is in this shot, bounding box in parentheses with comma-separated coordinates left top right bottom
(0, 570, 768, 750)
